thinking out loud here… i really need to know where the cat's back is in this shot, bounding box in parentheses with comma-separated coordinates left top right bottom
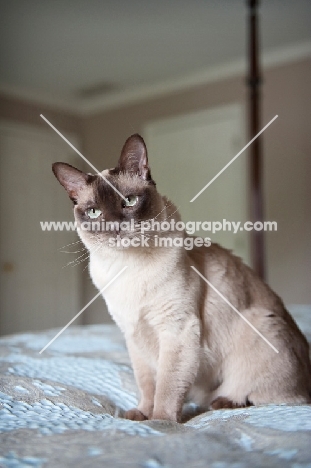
(188, 240, 310, 355)
(189, 241, 281, 310)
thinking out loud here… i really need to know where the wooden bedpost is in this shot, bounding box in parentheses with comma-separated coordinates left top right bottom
(247, 0, 265, 279)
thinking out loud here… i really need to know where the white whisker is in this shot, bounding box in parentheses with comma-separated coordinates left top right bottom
(60, 248, 87, 254)
(57, 239, 83, 251)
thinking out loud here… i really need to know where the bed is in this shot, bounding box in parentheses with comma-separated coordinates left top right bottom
(0, 305, 310, 468)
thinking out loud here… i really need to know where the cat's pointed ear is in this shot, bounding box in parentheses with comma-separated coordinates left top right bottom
(118, 134, 152, 181)
(52, 162, 89, 202)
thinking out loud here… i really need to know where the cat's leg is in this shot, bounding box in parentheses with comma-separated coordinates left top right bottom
(208, 305, 311, 409)
(208, 380, 251, 410)
(152, 320, 200, 422)
(124, 340, 155, 421)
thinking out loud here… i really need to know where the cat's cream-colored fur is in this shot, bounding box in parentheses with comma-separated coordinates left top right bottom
(53, 134, 311, 422)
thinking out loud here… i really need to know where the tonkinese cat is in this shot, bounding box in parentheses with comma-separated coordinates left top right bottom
(52, 134, 311, 422)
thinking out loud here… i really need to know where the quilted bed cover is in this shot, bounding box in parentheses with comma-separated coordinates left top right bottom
(0, 306, 310, 468)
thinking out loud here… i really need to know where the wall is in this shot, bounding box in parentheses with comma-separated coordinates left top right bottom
(0, 94, 83, 136)
(82, 58, 311, 322)
(0, 94, 87, 328)
(262, 59, 311, 304)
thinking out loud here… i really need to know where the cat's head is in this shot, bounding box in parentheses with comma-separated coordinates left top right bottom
(52, 134, 172, 250)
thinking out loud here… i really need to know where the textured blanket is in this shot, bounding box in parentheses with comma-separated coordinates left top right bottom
(0, 306, 310, 468)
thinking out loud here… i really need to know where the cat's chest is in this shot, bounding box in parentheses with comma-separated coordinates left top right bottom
(89, 252, 157, 333)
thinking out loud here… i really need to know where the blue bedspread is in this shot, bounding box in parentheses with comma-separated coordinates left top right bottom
(0, 306, 310, 467)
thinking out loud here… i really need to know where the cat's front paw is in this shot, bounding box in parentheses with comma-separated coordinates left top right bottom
(124, 408, 148, 421)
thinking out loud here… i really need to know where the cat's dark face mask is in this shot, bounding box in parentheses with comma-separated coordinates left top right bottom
(52, 134, 166, 248)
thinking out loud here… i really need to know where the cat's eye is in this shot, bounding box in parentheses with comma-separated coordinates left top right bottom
(124, 195, 138, 207)
(86, 208, 102, 219)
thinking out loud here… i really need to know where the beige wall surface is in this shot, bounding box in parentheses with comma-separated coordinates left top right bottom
(83, 76, 246, 169)
(262, 59, 311, 304)
(0, 93, 84, 135)
(0, 94, 87, 329)
(1, 58, 310, 329)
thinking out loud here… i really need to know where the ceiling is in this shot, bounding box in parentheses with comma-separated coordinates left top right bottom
(0, 0, 310, 113)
